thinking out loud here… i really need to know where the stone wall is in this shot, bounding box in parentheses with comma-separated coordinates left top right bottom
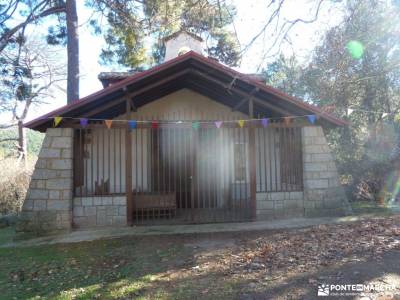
(255, 126, 351, 220)
(256, 191, 304, 220)
(17, 128, 74, 233)
(302, 126, 351, 217)
(73, 196, 126, 228)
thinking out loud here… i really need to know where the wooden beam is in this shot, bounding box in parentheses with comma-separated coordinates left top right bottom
(191, 70, 293, 116)
(130, 98, 137, 112)
(84, 69, 190, 118)
(249, 98, 254, 117)
(125, 98, 133, 226)
(233, 88, 258, 112)
(232, 97, 248, 111)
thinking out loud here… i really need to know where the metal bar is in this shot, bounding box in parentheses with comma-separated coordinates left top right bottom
(108, 128, 111, 194)
(263, 125, 268, 192)
(274, 125, 278, 191)
(126, 99, 133, 225)
(96, 128, 99, 194)
(113, 129, 116, 194)
(80, 129, 83, 197)
(249, 126, 257, 220)
(90, 129, 94, 196)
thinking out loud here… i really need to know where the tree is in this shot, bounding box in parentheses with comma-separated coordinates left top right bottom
(66, 0, 79, 103)
(262, 54, 306, 99)
(0, 39, 66, 162)
(303, 0, 400, 201)
(87, 0, 241, 69)
(0, 0, 79, 104)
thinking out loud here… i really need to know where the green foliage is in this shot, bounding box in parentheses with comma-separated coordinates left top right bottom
(0, 129, 44, 158)
(262, 55, 307, 99)
(0, 158, 34, 215)
(263, 0, 400, 202)
(88, 0, 240, 69)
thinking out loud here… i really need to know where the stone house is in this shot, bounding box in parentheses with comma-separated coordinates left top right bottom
(19, 31, 350, 232)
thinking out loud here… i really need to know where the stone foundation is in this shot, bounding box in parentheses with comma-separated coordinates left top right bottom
(73, 196, 127, 228)
(256, 191, 304, 220)
(17, 128, 74, 233)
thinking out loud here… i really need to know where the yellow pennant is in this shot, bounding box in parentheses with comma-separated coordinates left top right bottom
(238, 120, 245, 128)
(54, 116, 63, 127)
(105, 119, 113, 129)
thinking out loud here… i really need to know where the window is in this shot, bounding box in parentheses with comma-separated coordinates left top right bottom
(234, 143, 247, 181)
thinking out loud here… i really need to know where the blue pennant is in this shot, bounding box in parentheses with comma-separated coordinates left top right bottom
(307, 115, 316, 124)
(128, 120, 137, 129)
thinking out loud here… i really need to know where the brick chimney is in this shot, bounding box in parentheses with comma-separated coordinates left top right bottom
(164, 30, 204, 61)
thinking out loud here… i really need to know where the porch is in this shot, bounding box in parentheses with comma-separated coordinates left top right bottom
(72, 120, 303, 226)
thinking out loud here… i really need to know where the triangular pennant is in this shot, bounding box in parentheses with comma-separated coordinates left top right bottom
(261, 118, 269, 127)
(151, 121, 159, 129)
(104, 119, 113, 129)
(215, 121, 223, 128)
(307, 115, 316, 124)
(382, 113, 388, 119)
(347, 108, 354, 116)
(54, 116, 63, 127)
(238, 120, 245, 128)
(192, 121, 200, 129)
(128, 120, 137, 129)
(283, 117, 291, 126)
(80, 118, 88, 128)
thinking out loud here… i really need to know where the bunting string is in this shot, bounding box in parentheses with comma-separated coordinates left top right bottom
(50, 113, 320, 129)
(347, 107, 396, 118)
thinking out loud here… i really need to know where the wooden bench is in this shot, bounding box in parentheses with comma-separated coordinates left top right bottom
(133, 193, 176, 217)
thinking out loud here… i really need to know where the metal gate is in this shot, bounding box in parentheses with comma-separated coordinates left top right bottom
(130, 126, 252, 224)
(73, 122, 303, 225)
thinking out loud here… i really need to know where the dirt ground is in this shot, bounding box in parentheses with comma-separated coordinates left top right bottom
(1, 215, 400, 299)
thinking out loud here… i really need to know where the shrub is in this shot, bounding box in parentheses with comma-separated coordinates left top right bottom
(0, 158, 34, 215)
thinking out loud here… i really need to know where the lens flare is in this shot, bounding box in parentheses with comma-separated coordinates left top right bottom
(346, 40, 364, 59)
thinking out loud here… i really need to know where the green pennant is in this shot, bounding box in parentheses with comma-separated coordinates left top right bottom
(192, 121, 200, 129)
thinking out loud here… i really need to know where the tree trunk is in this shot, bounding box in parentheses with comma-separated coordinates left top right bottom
(66, 0, 79, 104)
(17, 120, 27, 166)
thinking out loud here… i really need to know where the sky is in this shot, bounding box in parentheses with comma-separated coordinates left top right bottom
(24, 0, 344, 121)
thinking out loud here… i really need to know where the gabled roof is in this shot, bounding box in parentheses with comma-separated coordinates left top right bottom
(25, 51, 347, 132)
(164, 30, 203, 42)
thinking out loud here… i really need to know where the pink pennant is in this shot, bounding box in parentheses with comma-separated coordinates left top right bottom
(215, 121, 223, 128)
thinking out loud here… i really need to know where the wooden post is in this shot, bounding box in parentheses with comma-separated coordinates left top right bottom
(126, 98, 133, 225)
(248, 98, 257, 220)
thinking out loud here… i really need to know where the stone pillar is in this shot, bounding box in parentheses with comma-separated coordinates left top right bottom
(302, 126, 352, 217)
(17, 128, 74, 233)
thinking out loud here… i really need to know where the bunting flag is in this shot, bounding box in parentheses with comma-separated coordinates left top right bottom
(283, 117, 291, 126)
(104, 120, 113, 129)
(151, 121, 159, 129)
(80, 118, 88, 128)
(215, 121, 223, 128)
(238, 120, 245, 128)
(347, 108, 354, 116)
(53, 116, 63, 127)
(192, 121, 200, 129)
(307, 115, 316, 124)
(128, 120, 137, 129)
(261, 118, 269, 128)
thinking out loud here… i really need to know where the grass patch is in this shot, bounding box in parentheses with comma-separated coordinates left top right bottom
(0, 235, 207, 300)
(350, 200, 399, 215)
(0, 226, 16, 245)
